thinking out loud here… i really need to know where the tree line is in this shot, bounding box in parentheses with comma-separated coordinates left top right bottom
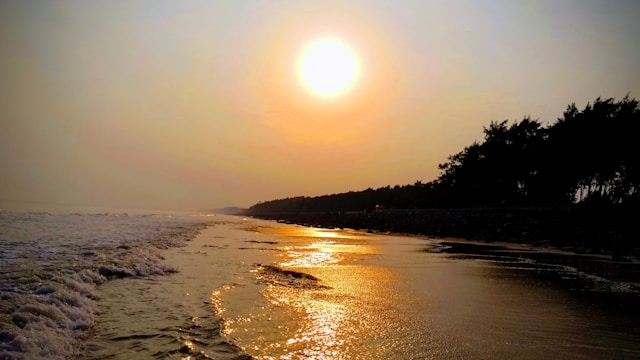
(246, 96, 639, 214)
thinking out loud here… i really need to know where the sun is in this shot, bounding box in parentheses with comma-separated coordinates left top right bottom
(298, 37, 359, 97)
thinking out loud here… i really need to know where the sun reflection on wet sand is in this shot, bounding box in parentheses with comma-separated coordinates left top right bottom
(260, 225, 364, 240)
(280, 245, 340, 267)
(227, 224, 407, 359)
(279, 241, 379, 268)
(262, 266, 399, 359)
(300, 228, 359, 239)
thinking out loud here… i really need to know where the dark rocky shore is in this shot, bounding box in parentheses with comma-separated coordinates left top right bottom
(247, 207, 638, 259)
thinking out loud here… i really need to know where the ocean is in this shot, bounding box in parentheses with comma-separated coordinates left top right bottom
(1, 210, 639, 359)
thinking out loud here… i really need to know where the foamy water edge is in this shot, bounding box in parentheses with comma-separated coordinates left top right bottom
(0, 210, 209, 360)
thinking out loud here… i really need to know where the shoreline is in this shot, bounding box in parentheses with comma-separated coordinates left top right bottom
(245, 207, 638, 260)
(244, 207, 640, 283)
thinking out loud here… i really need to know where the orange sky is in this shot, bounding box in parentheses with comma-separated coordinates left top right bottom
(1, 1, 639, 211)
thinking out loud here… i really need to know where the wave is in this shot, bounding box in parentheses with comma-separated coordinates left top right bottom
(0, 211, 208, 360)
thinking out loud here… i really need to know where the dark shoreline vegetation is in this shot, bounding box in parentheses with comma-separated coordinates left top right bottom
(244, 96, 639, 258)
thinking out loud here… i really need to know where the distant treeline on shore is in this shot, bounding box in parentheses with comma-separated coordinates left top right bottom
(244, 96, 639, 254)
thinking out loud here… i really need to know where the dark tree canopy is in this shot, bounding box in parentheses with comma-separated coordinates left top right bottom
(246, 95, 640, 214)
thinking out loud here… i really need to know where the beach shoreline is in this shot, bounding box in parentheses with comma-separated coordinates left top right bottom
(245, 208, 640, 290)
(245, 207, 638, 259)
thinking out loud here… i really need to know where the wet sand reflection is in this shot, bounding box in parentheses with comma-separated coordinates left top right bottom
(227, 221, 640, 359)
(233, 226, 408, 359)
(84, 218, 640, 359)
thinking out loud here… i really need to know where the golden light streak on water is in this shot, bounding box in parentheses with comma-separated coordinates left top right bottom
(280, 246, 340, 267)
(220, 224, 405, 359)
(299, 228, 359, 239)
(257, 265, 397, 359)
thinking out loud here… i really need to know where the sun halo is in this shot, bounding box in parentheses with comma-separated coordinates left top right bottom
(298, 38, 359, 98)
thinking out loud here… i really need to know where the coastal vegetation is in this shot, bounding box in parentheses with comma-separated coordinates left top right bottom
(245, 96, 639, 255)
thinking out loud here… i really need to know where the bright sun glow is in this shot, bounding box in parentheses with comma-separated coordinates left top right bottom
(298, 38, 359, 97)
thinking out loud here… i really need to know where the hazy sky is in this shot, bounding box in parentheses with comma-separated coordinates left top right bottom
(1, 1, 639, 211)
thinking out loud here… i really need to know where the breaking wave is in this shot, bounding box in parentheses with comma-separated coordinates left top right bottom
(0, 210, 208, 360)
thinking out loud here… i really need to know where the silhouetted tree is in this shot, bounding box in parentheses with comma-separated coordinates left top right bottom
(246, 95, 639, 214)
(437, 117, 546, 206)
(536, 96, 640, 205)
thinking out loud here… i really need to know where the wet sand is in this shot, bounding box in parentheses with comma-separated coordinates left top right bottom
(429, 236, 640, 289)
(84, 216, 640, 359)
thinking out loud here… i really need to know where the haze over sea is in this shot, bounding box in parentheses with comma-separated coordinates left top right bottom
(1, 204, 639, 359)
(1, 2, 639, 358)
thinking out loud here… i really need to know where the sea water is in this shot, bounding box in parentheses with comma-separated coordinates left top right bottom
(2, 212, 640, 359)
(0, 209, 208, 359)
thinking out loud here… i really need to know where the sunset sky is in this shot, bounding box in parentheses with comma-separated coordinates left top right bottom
(1, 1, 639, 211)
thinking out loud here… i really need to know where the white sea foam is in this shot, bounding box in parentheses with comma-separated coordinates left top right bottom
(0, 210, 208, 360)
